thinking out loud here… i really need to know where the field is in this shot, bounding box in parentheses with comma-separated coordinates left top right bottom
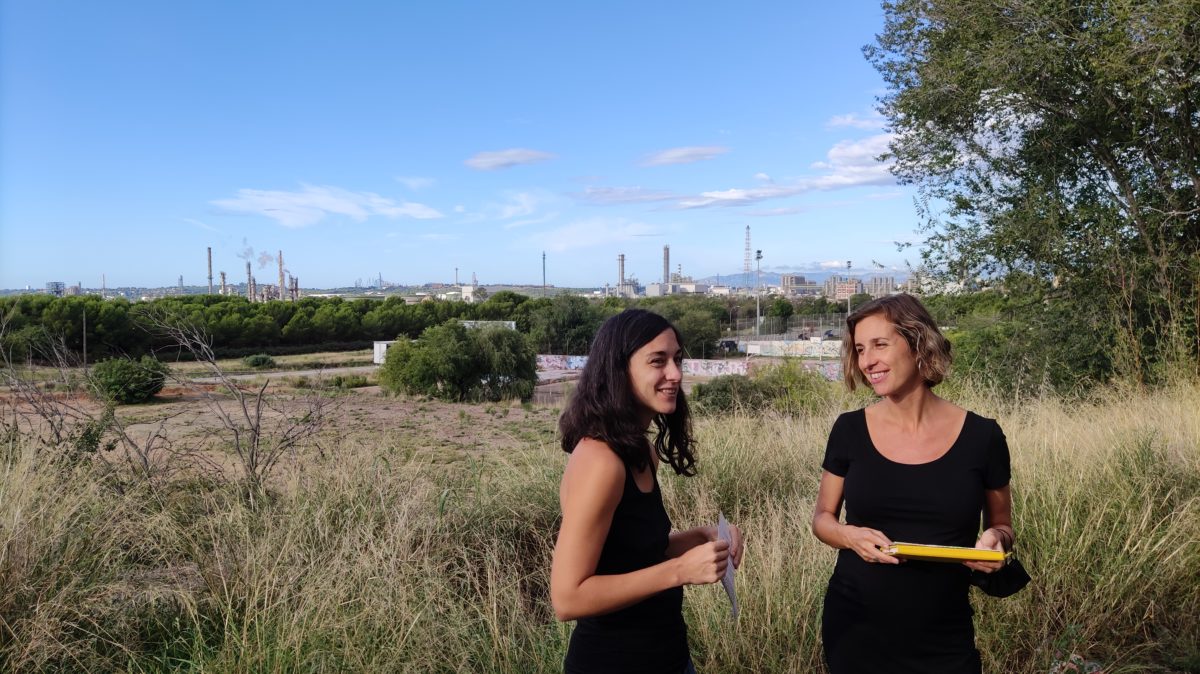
(1, 373, 1198, 673)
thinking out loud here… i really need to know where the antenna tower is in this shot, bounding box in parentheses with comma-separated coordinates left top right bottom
(743, 226, 752, 284)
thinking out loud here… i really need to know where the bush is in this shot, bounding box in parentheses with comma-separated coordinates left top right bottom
(89, 357, 169, 405)
(380, 322, 537, 402)
(241, 354, 277, 369)
(330, 374, 369, 389)
(691, 361, 833, 415)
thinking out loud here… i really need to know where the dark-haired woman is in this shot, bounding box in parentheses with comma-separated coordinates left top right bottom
(551, 309, 743, 674)
(812, 294, 1014, 672)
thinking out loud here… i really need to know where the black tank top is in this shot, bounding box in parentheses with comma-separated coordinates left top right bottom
(562, 464, 688, 674)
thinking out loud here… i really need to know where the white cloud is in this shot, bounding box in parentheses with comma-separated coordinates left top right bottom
(819, 260, 848, 269)
(641, 146, 729, 166)
(532, 218, 659, 253)
(746, 207, 806, 217)
(573, 186, 679, 205)
(753, 172, 773, 182)
(464, 148, 556, 170)
(212, 184, 444, 227)
(826, 112, 886, 130)
(675, 133, 896, 209)
(396, 176, 435, 190)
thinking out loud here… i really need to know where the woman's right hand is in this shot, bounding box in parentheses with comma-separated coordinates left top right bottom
(676, 539, 730, 585)
(840, 525, 899, 564)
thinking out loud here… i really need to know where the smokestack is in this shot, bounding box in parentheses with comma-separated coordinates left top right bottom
(618, 254, 625, 286)
(663, 245, 670, 284)
(207, 247, 213, 294)
(278, 251, 285, 299)
(246, 262, 253, 301)
(291, 276, 299, 300)
(220, 271, 227, 295)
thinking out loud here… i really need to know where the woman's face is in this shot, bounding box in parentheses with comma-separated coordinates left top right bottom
(627, 328, 683, 425)
(853, 313, 921, 396)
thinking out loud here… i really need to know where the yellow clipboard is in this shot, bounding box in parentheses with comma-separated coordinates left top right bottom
(879, 542, 1010, 563)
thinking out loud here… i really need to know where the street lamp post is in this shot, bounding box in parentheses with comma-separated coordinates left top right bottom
(846, 260, 852, 316)
(755, 249, 763, 336)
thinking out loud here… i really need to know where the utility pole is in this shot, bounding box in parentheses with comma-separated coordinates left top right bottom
(542, 251, 546, 297)
(755, 249, 763, 336)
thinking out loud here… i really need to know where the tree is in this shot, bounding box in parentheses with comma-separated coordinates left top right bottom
(868, 0, 1200, 382)
(380, 321, 537, 402)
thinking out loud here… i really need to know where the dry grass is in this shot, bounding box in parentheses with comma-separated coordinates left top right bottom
(1, 381, 1197, 672)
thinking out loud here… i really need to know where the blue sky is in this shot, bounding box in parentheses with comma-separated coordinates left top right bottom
(1, 1, 919, 290)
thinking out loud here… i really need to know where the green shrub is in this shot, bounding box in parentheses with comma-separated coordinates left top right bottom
(691, 374, 772, 413)
(380, 322, 537, 402)
(691, 361, 833, 415)
(89, 357, 169, 405)
(330, 374, 369, 389)
(241, 353, 277, 369)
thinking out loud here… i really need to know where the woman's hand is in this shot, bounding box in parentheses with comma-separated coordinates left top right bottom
(840, 525, 899, 564)
(726, 524, 744, 569)
(675, 539, 730, 585)
(964, 528, 1006, 573)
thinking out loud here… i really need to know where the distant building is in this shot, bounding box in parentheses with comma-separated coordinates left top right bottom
(707, 285, 732, 296)
(782, 274, 821, 297)
(46, 281, 65, 297)
(833, 279, 863, 301)
(865, 276, 896, 298)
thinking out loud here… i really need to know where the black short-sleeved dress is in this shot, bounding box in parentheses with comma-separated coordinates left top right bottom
(821, 408, 1010, 673)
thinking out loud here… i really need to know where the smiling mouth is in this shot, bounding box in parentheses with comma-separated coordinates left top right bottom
(868, 371, 886, 382)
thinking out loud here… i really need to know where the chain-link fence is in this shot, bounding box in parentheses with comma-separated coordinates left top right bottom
(728, 313, 849, 341)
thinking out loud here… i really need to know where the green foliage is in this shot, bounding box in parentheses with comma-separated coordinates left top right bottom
(922, 279, 1115, 396)
(380, 322, 537, 402)
(868, 0, 1200, 381)
(526, 294, 605, 355)
(766, 297, 794, 319)
(241, 353, 276, 369)
(330, 374, 369, 389)
(692, 361, 833, 415)
(88, 356, 169, 405)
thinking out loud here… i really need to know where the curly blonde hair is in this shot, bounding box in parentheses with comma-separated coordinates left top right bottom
(841, 294, 952, 391)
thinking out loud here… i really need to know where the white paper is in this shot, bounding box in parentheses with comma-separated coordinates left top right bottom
(717, 512, 739, 618)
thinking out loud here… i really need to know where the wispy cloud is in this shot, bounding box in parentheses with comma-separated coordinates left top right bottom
(396, 176, 435, 190)
(183, 217, 221, 232)
(746, 207, 806, 217)
(531, 218, 660, 253)
(572, 186, 680, 205)
(464, 148, 556, 170)
(826, 112, 886, 130)
(641, 146, 729, 166)
(212, 184, 443, 227)
(675, 133, 895, 209)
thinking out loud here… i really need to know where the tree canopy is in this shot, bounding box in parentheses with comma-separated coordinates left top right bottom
(869, 0, 1200, 381)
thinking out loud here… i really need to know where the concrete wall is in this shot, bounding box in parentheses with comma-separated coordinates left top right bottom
(535, 355, 751, 377)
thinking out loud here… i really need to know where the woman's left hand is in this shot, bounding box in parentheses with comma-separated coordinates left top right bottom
(964, 528, 1005, 573)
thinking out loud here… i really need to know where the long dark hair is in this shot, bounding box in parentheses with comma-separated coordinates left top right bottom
(559, 309, 697, 476)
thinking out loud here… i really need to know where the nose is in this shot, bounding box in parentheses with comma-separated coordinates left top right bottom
(666, 359, 682, 382)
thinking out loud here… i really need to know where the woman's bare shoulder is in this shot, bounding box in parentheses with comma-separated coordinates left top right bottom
(565, 438, 625, 478)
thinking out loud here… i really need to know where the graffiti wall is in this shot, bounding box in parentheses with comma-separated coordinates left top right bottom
(741, 339, 841, 359)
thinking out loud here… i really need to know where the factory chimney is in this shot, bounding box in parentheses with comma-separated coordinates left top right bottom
(663, 245, 670, 284)
(207, 247, 213, 294)
(220, 271, 227, 295)
(278, 251, 285, 299)
(246, 262, 253, 302)
(618, 254, 625, 286)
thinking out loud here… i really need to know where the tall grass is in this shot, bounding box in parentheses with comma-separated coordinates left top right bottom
(1, 383, 1197, 672)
